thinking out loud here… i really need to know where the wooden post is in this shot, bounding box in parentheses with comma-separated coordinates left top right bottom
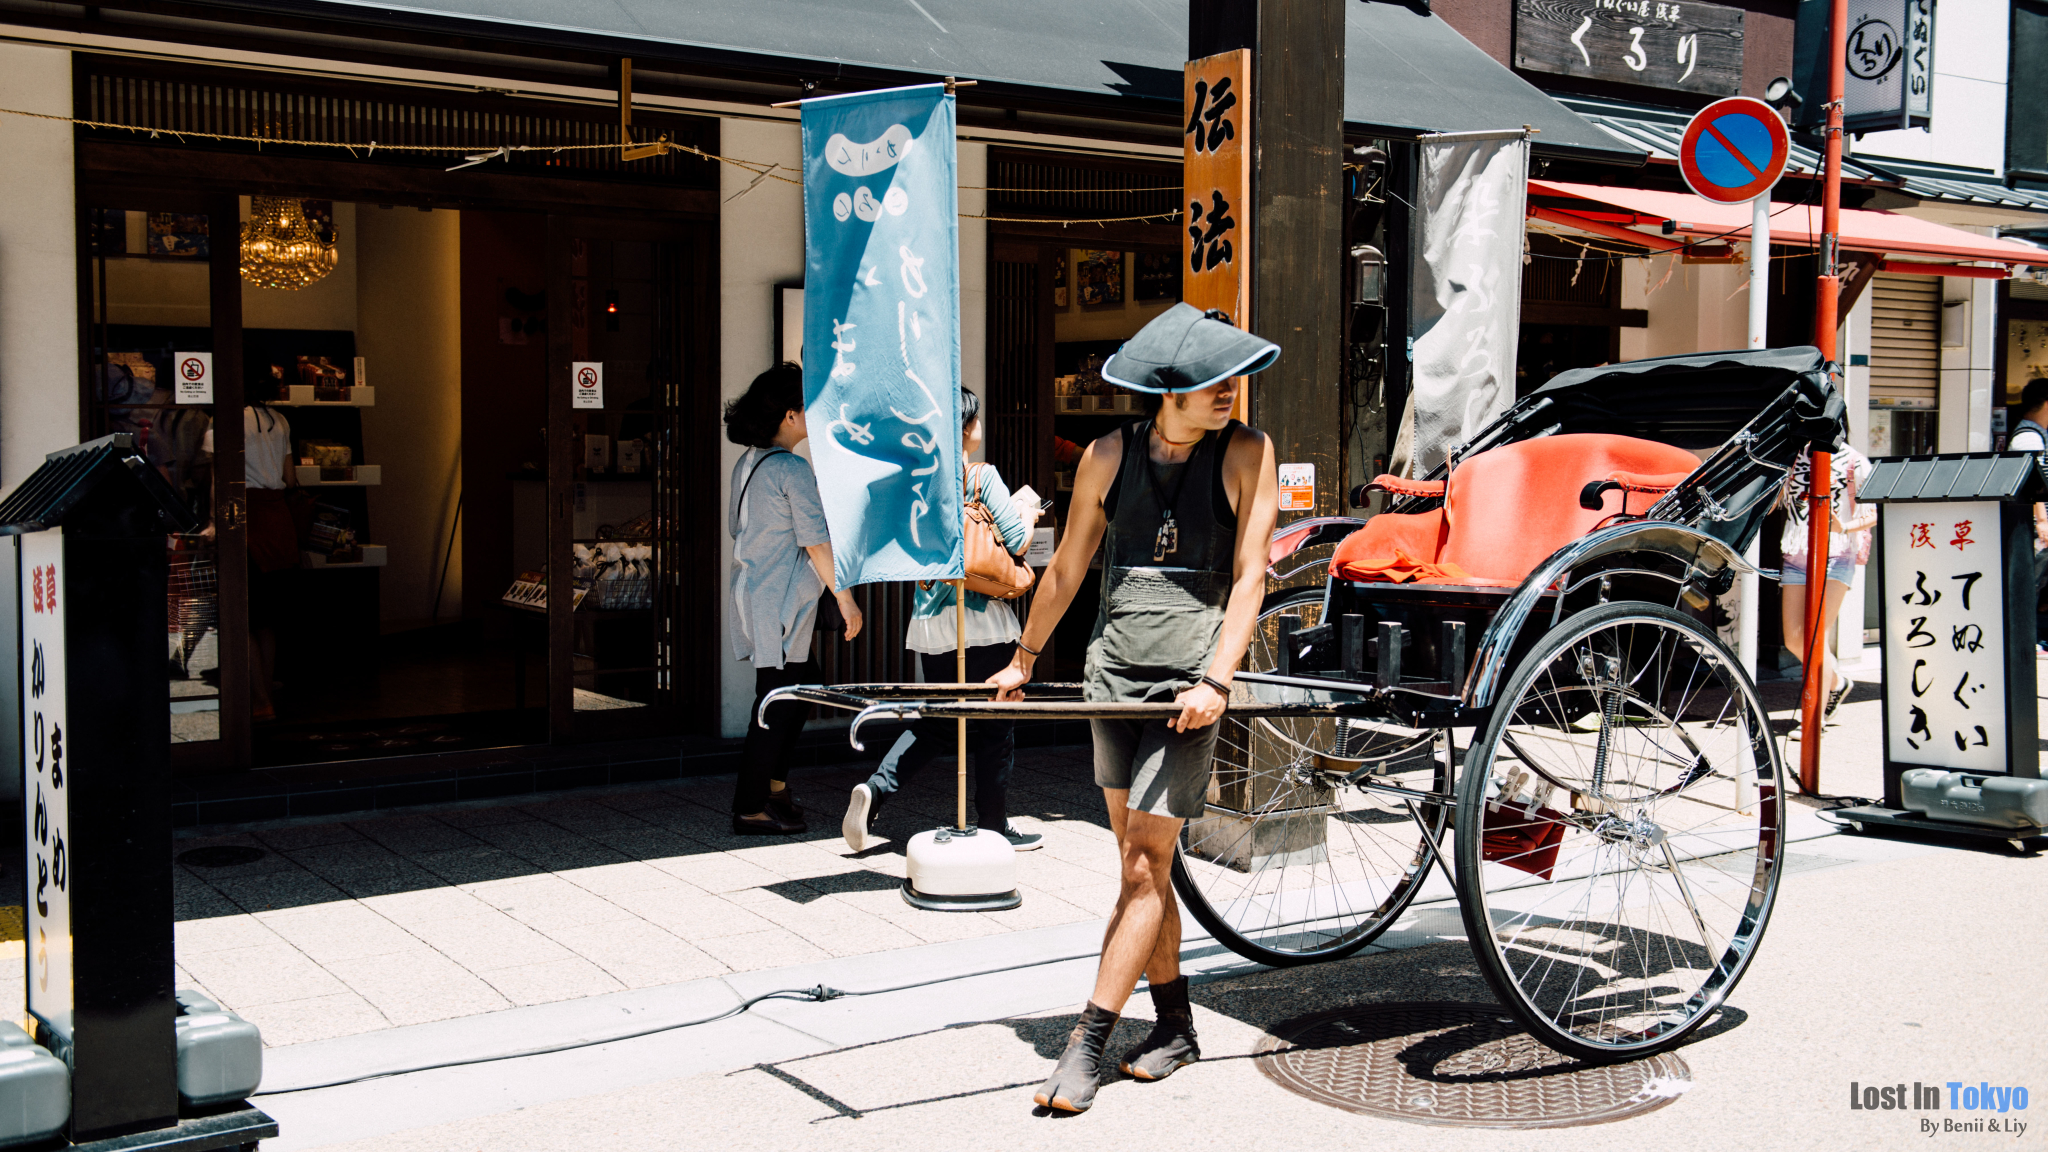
(956, 579, 968, 832)
(1189, 0, 1345, 512)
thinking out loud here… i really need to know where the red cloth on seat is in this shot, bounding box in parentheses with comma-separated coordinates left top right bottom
(1328, 434, 1702, 587)
(1605, 469, 1693, 495)
(1364, 474, 1445, 498)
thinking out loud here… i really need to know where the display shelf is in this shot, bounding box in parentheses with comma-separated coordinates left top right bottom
(275, 385, 376, 407)
(303, 545, 387, 569)
(295, 464, 381, 486)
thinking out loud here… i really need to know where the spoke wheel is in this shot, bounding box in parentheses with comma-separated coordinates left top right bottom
(1455, 602, 1784, 1061)
(1174, 684, 1450, 967)
(1245, 588, 1436, 766)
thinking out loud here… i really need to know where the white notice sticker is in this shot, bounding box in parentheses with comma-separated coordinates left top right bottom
(572, 361, 604, 410)
(1027, 526, 1055, 567)
(173, 352, 213, 405)
(1278, 462, 1315, 512)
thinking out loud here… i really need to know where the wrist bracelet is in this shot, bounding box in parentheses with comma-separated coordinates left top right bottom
(1018, 639, 1043, 657)
(1200, 674, 1232, 696)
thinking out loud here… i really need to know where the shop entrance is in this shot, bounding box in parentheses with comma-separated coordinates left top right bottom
(84, 200, 716, 770)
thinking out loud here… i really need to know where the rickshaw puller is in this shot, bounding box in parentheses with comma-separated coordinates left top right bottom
(990, 304, 1281, 1113)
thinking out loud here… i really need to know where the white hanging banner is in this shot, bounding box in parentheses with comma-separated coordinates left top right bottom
(1407, 130, 1529, 477)
(571, 361, 604, 410)
(173, 351, 213, 405)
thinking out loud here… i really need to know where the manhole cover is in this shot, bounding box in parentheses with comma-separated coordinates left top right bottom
(177, 845, 267, 868)
(1253, 1002, 1691, 1128)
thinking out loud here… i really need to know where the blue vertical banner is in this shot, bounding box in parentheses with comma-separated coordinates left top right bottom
(801, 84, 963, 589)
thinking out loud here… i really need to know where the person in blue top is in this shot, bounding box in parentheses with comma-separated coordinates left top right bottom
(842, 388, 1044, 853)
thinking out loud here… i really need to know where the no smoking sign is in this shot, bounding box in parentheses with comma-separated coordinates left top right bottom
(571, 361, 604, 410)
(173, 351, 213, 404)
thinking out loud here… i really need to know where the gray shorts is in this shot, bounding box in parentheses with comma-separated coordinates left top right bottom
(1091, 717, 1217, 820)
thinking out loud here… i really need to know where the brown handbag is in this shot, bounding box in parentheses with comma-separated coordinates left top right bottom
(961, 464, 1035, 600)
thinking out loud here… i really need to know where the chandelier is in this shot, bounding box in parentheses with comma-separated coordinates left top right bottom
(240, 196, 339, 290)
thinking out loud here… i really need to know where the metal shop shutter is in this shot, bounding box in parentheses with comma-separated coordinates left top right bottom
(1868, 273, 1940, 407)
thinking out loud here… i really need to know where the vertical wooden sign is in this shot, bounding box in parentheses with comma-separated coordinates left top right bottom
(1184, 50, 1251, 417)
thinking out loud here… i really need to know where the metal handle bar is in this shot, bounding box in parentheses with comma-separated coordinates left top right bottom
(845, 697, 1370, 751)
(755, 681, 1083, 729)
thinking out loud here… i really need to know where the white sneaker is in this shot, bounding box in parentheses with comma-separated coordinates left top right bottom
(843, 783, 877, 853)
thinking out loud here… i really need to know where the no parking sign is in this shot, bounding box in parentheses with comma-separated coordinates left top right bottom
(1678, 97, 1790, 204)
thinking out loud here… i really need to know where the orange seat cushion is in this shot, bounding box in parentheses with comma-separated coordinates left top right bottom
(1330, 434, 1701, 587)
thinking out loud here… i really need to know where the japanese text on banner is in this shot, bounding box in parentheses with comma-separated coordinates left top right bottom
(801, 84, 963, 588)
(1882, 501, 2005, 770)
(1182, 50, 1248, 330)
(19, 530, 71, 1039)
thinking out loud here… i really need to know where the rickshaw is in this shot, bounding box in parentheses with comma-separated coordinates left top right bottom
(766, 346, 1846, 1062)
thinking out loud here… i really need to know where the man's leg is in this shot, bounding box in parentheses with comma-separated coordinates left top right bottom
(1095, 793, 1182, 1008)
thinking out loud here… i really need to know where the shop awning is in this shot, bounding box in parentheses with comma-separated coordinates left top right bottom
(1530, 180, 2048, 267)
(1343, 4, 1638, 162)
(253, 0, 1637, 161)
(1552, 93, 2048, 214)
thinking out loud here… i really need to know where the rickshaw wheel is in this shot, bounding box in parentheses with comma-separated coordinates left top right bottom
(1245, 588, 1437, 765)
(1174, 590, 1451, 966)
(1454, 602, 1785, 1061)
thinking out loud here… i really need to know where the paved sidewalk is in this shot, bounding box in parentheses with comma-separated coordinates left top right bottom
(156, 743, 1123, 1046)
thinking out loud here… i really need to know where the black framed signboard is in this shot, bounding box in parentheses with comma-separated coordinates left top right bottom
(1514, 0, 1745, 96)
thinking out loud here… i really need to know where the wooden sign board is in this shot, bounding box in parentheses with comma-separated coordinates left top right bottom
(1184, 49, 1251, 417)
(1514, 0, 1744, 96)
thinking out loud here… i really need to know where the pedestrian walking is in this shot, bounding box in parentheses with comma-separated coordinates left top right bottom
(726, 362, 863, 836)
(989, 304, 1281, 1112)
(2006, 378, 2048, 648)
(842, 388, 1044, 852)
(1779, 442, 1873, 718)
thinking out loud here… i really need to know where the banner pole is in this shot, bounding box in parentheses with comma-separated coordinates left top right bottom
(956, 579, 968, 832)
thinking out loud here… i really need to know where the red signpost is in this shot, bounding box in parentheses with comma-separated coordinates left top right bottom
(1800, 0, 1851, 795)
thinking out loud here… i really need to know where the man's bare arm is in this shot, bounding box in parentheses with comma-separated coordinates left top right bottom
(990, 429, 1122, 698)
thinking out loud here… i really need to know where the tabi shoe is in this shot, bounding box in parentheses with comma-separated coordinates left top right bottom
(766, 786, 806, 830)
(731, 810, 806, 836)
(995, 823, 1044, 851)
(1034, 1002, 1120, 1113)
(1119, 976, 1200, 1081)
(842, 782, 884, 853)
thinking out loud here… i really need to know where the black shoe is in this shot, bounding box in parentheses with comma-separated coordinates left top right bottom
(1035, 1002, 1120, 1113)
(994, 823, 1044, 851)
(1824, 676, 1854, 719)
(765, 787, 806, 831)
(1119, 976, 1200, 1081)
(731, 810, 805, 836)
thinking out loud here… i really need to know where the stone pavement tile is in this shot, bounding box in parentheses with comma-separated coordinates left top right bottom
(977, 887, 1094, 932)
(553, 860, 688, 897)
(873, 902, 1008, 944)
(603, 888, 778, 939)
(174, 913, 284, 956)
(692, 927, 831, 973)
(409, 846, 544, 888)
(178, 942, 347, 1009)
(357, 886, 500, 930)
(547, 918, 730, 988)
(479, 957, 627, 1007)
(748, 896, 923, 958)
(648, 851, 785, 894)
(286, 841, 438, 893)
(170, 965, 217, 1006)
(427, 804, 538, 830)
(324, 949, 511, 1026)
(522, 799, 650, 833)
(235, 991, 389, 1047)
(470, 876, 636, 932)
(1046, 879, 1123, 916)
(251, 823, 363, 852)
(403, 911, 575, 972)
(174, 883, 242, 921)
(726, 840, 863, 881)
(173, 833, 295, 877)
(781, 867, 905, 899)
(348, 815, 481, 856)
(1009, 855, 1119, 892)
(209, 868, 349, 914)
(579, 826, 707, 862)
(256, 903, 422, 965)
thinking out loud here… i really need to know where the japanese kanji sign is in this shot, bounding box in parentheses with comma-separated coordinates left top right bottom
(19, 528, 71, 1039)
(1881, 500, 2005, 771)
(1183, 50, 1249, 339)
(800, 83, 963, 588)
